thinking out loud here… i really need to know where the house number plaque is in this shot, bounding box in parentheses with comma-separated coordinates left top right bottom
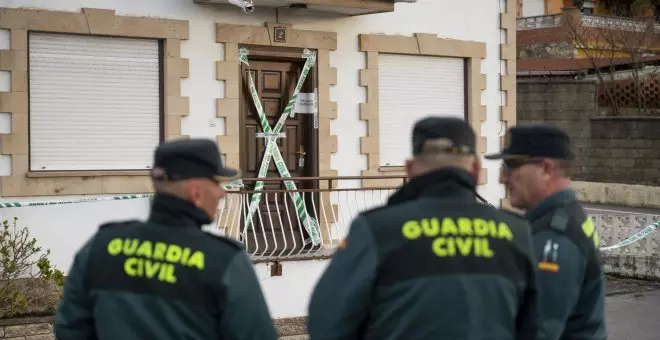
(274, 26, 287, 43)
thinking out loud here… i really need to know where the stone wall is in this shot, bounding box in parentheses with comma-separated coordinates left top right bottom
(589, 117, 660, 186)
(0, 316, 309, 339)
(0, 317, 53, 340)
(518, 79, 660, 187)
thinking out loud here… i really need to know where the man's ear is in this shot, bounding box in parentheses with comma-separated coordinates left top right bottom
(471, 156, 482, 179)
(405, 158, 415, 178)
(541, 159, 555, 176)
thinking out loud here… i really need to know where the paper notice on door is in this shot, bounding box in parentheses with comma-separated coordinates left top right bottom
(294, 92, 317, 114)
(255, 132, 286, 139)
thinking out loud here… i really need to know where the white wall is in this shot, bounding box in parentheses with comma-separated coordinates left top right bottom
(0, 0, 507, 319)
(254, 260, 330, 318)
(522, 0, 546, 17)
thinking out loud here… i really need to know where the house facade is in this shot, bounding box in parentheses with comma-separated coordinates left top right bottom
(518, 0, 660, 64)
(0, 0, 516, 320)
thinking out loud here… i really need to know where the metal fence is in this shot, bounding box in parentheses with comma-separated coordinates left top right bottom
(211, 175, 660, 261)
(213, 176, 407, 261)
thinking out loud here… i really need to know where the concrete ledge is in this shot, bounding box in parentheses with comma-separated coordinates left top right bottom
(603, 254, 660, 280)
(0, 316, 53, 327)
(590, 116, 660, 121)
(573, 181, 660, 209)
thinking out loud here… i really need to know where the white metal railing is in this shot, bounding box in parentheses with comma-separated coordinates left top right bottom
(517, 14, 562, 30)
(581, 14, 649, 32)
(209, 176, 660, 260)
(590, 212, 660, 256)
(212, 176, 406, 261)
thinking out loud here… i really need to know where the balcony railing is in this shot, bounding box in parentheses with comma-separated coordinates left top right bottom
(517, 12, 660, 33)
(212, 175, 407, 261)
(192, 0, 397, 17)
(517, 14, 562, 30)
(581, 14, 650, 32)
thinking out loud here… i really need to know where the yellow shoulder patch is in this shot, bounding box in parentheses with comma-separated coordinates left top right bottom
(582, 217, 600, 248)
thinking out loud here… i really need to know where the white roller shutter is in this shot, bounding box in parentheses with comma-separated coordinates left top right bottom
(29, 33, 161, 171)
(378, 54, 466, 167)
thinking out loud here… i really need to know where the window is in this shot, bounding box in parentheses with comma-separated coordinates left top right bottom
(377, 54, 466, 167)
(28, 32, 162, 172)
(581, 0, 595, 14)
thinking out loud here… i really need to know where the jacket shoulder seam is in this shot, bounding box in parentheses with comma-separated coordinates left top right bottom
(99, 219, 141, 229)
(202, 232, 245, 251)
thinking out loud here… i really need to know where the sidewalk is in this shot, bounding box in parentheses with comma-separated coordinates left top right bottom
(605, 275, 660, 340)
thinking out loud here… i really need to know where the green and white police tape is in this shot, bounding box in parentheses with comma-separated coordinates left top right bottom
(599, 220, 660, 251)
(0, 194, 155, 208)
(0, 184, 656, 253)
(0, 179, 245, 208)
(239, 47, 322, 246)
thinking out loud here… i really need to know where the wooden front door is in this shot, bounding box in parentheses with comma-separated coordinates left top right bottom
(239, 56, 317, 256)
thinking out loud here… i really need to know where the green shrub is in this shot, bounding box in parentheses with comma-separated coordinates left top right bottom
(0, 217, 64, 319)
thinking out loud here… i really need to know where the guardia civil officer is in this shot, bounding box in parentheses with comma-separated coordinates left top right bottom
(307, 117, 540, 340)
(54, 138, 278, 340)
(486, 123, 607, 340)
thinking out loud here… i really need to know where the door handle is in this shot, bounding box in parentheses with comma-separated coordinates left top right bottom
(296, 145, 306, 168)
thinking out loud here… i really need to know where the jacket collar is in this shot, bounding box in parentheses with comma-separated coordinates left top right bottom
(387, 168, 477, 206)
(525, 189, 577, 221)
(147, 193, 212, 227)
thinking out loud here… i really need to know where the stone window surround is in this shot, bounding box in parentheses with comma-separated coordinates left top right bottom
(0, 7, 189, 197)
(357, 33, 489, 188)
(214, 22, 339, 245)
(501, 0, 518, 211)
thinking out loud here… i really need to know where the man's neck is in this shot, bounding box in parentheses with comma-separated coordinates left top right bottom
(532, 178, 572, 208)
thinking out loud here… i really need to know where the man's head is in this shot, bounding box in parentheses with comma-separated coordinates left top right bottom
(406, 117, 481, 180)
(485, 123, 574, 210)
(150, 139, 240, 220)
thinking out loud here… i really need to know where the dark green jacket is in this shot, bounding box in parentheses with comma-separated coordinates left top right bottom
(308, 169, 540, 340)
(526, 189, 607, 340)
(54, 194, 278, 340)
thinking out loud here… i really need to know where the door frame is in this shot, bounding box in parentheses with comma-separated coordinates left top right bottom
(237, 44, 320, 183)
(237, 45, 321, 250)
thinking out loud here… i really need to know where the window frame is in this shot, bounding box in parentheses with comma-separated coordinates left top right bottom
(0, 7, 189, 197)
(376, 53, 469, 168)
(26, 31, 166, 173)
(357, 33, 489, 188)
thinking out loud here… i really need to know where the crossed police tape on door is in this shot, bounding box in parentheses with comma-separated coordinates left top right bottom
(238, 47, 322, 247)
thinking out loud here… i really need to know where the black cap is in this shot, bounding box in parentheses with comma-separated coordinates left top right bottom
(485, 123, 574, 160)
(150, 138, 239, 182)
(412, 117, 477, 156)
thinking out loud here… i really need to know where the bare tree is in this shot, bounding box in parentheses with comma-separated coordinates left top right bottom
(564, 7, 660, 115)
